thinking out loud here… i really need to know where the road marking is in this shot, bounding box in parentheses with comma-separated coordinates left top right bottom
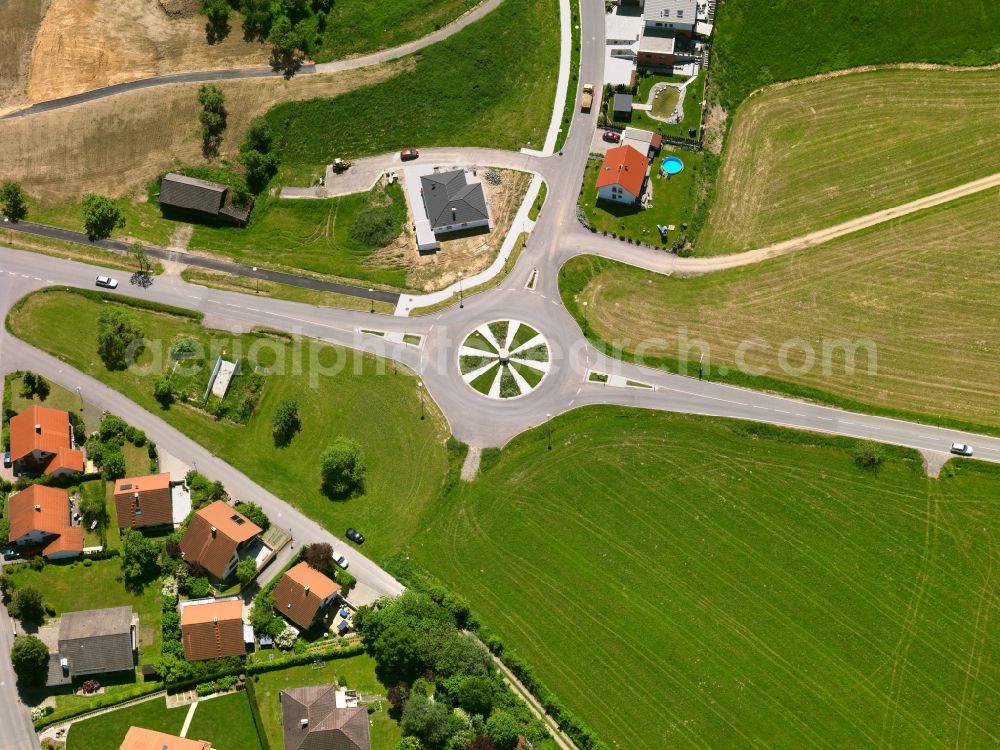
(774, 409, 791, 414)
(21, 274, 30, 278)
(919, 435, 937, 440)
(248, 307, 263, 313)
(569, 399, 575, 406)
(187, 295, 200, 300)
(46, 279, 54, 283)
(225, 303, 242, 309)
(33, 276, 41, 280)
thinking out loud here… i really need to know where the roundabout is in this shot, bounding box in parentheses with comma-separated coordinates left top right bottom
(457, 320, 550, 400)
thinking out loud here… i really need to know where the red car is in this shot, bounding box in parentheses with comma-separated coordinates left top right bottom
(401, 149, 420, 161)
(603, 130, 621, 143)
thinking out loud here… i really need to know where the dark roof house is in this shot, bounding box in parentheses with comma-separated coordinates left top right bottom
(281, 684, 371, 750)
(419, 170, 490, 233)
(158, 173, 251, 226)
(612, 93, 634, 120)
(58, 606, 136, 677)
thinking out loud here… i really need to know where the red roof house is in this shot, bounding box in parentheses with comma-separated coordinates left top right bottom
(9, 405, 84, 477)
(595, 144, 649, 205)
(8, 485, 84, 559)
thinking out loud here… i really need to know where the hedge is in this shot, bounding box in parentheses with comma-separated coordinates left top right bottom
(34, 682, 164, 729)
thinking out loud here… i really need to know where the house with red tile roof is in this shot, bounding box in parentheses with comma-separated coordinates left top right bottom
(179, 500, 262, 581)
(9, 405, 84, 477)
(596, 144, 649, 205)
(119, 726, 210, 750)
(273, 562, 341, 630)
(180, 599, 247, 661)
(114, 473, 174, 530)
(8, 485, 83, 560)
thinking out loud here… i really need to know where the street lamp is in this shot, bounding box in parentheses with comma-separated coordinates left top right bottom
(369, 290, 375, 314)
(76, 386, 82, 411)
(252, 267, 259, 294)
(418, 381, 424, 420)
(546, 413, 552, 450)
(458, 274, 464, 309)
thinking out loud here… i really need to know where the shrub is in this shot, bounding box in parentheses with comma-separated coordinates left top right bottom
(350, 206, 403, 248)
(187, 576, 211, 598)
(96, 307, 144, 370)
(11, 635, 49, 686)
(236, 557, 258, 586)
(0, 181, 28, 222)
(271, 399, 301, 447)
(852, 442, 884, 471)
(153, 376, 174, 407)
(9, 586, 44, 622)
(101, 450, 126, 481)
(320, 438, 366, 498)
(274, 622, 299, 651)
(235, 501, 269, 531)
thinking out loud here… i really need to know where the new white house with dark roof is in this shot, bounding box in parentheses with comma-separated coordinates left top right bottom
(412, 169, 491, 252)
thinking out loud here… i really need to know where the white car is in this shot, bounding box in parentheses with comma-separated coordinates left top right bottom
(95, 275, 119, 289)
(332, 551, 349, 569)
(950, 443, 974, 457)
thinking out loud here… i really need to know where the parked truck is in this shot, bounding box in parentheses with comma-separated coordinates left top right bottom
(580, 83, 594, 111)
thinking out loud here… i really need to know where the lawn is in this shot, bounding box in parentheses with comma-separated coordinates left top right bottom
(712, 0, 1000, 109)
(264, 0, 560, 183)
(7, 290, 451, 561)
(579, 152, 703, 245)
(252, 654, 401, 750)
(66, 691, 263, 750)
(561, 188, 1000, 433)
(311, 0, 480, 63)
(8, 373, 93, 428)
(185, 692, 265, 750)
(180, 269, 397, 314)
(701, 68, 1000, 254)
(6, 558, 162, 663)
(410, 407, 1000, 749)
(187, 182, 409, 289)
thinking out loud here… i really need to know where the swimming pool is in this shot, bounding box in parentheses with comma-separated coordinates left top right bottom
(661, 156, 684, 175)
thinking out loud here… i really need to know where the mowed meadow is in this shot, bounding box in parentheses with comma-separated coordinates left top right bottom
(700, 69, 1000, 255)
(414, 408, 1000, 749)
(563, 188, 1000, 431)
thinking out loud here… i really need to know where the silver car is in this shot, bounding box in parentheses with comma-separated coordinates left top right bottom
(950, 443, 974, 457)
(95, 275, 119, 289)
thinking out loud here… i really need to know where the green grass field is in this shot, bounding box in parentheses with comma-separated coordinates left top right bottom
(187, 183, 409, 289)
(7, 290, 450, 561)
(66, 692, 262, 750)
(700, 68, 1000, 255)
(580, 152, 703, 245)
(311, 0, 480, 63)
(265, 0, 559, 182)
(712, 0, 1000, 109)
(410, 407, 1000, 749)
(253, 654, 400, 750)
(6, 558, 162, 663)
(561, 188, 1000, 432)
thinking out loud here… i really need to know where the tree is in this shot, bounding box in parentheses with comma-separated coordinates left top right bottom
(8, 586, 44, 622)
(128, 241, 152, 276)
(154, 375, 174, 407)
(400, 692, 452, 748)
(249, 591, 277, 632)
(302, 542, 336, 578)
(320, 437, 366, 497)
(0, 181, 28, 222)
(96, 307, 144, 370)
(120, 528, 159, 584)
(396, 739, 423, 750)
(79, 490, 108, 529)
(485, 711, 521, 750)
(82, 193, 125, 240)
(272, 399, 301, 446)
(102, 449, 126, 480)
(853, 441, 884, 471)
(99, 414, 129, 442)
(454, 676, 494, 718)
(274, 622, 299, 650)
(198, 84, 227, 154)
(19, 371, 37, 397)
(241, 117, 272, 155)
(469, 737, 496, 750)
(197, 83, 226, 113)
(236, 557, 258, 586)
(235, 501, 269, 531)
(240, 148, 279, 194)
(10, 636, 49, 686)
(200, 0, 231, 42)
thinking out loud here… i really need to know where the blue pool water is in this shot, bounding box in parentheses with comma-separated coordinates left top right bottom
(661, 156, 684, 175)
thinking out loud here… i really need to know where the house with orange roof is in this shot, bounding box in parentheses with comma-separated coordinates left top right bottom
(179, 500, 262, 581)
(272, 562, 341, 630)
(114, 473, 174, 530)
(9, 405, 84, 477)
(595, 144, 650, 205)
(8, 485, 83, 560)
(179, 598, 247, 661)
(119, 726, 210, 750)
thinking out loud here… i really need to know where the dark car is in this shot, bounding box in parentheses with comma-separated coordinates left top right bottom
(3, 450, 10, 468)
(602, 130, 621, 143)
(346, 527, 365, 544)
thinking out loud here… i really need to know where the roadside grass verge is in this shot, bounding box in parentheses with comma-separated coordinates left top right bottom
(7, 289, 451, 561)
(412, 406, 1000, 749)
(264, 0, 560, 184)
(560, 188, 1000, 433)
(712, 0, 1000, 109)
(1, 228, 163, 275)
(187, 182, 409, 288)
(701, 68, 1000, 254)
(180, 269, 395, 314)
(553, 0, 581, 154)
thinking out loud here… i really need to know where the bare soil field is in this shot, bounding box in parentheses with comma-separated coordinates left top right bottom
(0, 61, 410, 202)
(376, 168, 533, 292)
(565, 188, 1000, 429)
(0, 0, 49, 109)
(700, 68, 1000, 255)
(23, 0, 270, 105)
